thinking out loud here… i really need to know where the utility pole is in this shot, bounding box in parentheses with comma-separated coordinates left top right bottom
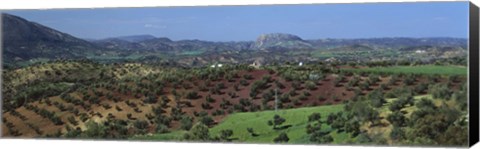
(275, 88, 278, 112)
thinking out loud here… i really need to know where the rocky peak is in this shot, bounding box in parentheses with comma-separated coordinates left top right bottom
(254, 33, 311, 50)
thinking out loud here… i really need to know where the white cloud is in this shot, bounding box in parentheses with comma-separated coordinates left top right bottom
(144, 23, 167, 29)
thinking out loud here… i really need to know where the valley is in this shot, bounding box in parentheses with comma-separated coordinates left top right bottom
(0, 13, 470, 146)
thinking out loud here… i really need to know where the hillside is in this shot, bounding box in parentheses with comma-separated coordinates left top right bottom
(132, 104, 348, 143)
(1, 61, 466, 138)
(1, 13, 102, 67)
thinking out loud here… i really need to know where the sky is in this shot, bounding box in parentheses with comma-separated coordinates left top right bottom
(4, 2, 469, 41)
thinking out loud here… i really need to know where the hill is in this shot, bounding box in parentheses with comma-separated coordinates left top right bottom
(132, 104, 349, 144)
(254, 33, 313, 50)
(2, 14, 468, 69)
(1, 13, 101, 67)
(115, 35, 156, 42)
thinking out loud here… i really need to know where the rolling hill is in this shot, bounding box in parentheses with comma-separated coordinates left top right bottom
(2, 13, 469, 69)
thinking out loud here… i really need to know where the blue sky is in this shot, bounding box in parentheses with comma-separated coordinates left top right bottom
(4, 2, 469, 41)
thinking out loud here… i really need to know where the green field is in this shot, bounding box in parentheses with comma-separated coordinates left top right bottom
(210, 104, 347, 144)
(343, 65, 467, 75)
(130, 92, 466, 145)
(131, 104, 352, 144)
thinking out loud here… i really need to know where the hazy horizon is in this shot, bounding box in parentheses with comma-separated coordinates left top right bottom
(4, 2, 469, 41)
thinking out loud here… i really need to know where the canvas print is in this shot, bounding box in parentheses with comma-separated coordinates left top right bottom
(1, 2, 470, 147)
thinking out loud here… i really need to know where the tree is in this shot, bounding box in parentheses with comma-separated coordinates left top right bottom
(438, 125, 468, 146)
(133, 120, 149, 134)
(219, 129, 234, 141)
(326, 113, 337, 125)
(344, 119, 361, 137)
(368, 74, 380, 83)
(156, 124, 169, 134)
(429, 84, 452, 100)
(186, 91, 199, 99)
(82, 121, 107, 138)
(356, 132, 373, 144)
(180, 116, 193, 130)
(414, 83, 428, 94)
(407, 104, 462, 145)
(390, 126, 406, 141)
(403, 75, 416, 85)
(184, 123, 210, 141)
(268, 114, 286, 129)
(247, 127, 257, 136)
(262, 92, 273, 101)
(306, 81, 317, 90)
(308, 113, 322, 122)
(310, 132, 334, 144)
(415, 98, 436, 110)
(387, 111, 407, 127)
(365, 108, 380, 126)
(307, 122, 334, 144)
(143, 95, 158, 104)
(273, 132, 289, 143)
(200, 115, 215, 126)
(359, 82, 370, 90)
(331, 116, 346, 132)
(388, 101, 403, 113)
(205, 94, 215, 103)
(368, 89, 385, 108)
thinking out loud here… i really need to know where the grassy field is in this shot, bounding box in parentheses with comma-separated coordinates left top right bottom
(209, 104, 347, 144)
(131, 104, 352, 144)
(343, 65, 467, 76)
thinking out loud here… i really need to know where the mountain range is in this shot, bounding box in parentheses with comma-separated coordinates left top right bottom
(1, 13, 468, 68)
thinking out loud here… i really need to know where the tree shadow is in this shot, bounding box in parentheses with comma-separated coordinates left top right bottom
(274, 124, 292, 130)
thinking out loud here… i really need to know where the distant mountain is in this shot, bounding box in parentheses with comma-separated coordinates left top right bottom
(254, 33, 313, 50)
(93, 38, 144, 51)
(307, 37, 468, 49)
(2, 13, 469, 68)
(92, 35, 157, 50)
(1, 13, 100, 64)
(138, 38, 252, 52)
(113, 34, 156, 42)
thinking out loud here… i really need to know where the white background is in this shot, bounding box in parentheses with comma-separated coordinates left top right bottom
(0, 0, 478, 149)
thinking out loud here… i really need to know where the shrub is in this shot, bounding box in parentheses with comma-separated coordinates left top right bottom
(156, 124, 169, 134)
(306, 81, 317, 90)
(184, 123, 210, 141)
(200, 115, 215, 126)
(390, 127, 406, 141)
(143, 95, 158, 104)
(429, 84, 452, 100)
(219, 129, 234, 141)
(247, 127, 257, 136)
(268, 114, 286, 129)
(273, 132, 289, 143)
(186, 91, 200, 99)
(179, 116, 193, 131)
(387, 111, 407, 127)
(205, 94, 215, 103)
(308, 113, 321, 122)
